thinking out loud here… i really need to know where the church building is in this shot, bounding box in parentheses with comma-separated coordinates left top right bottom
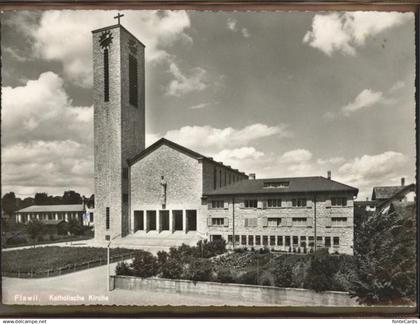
(92, 21, 358, 254)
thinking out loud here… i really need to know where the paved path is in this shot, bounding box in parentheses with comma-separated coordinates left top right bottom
(2, 262, 276, 306)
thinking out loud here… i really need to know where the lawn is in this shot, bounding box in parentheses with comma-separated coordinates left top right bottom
(2, 246, 136, 277)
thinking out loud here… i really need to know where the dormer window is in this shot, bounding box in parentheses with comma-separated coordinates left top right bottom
(263, 181, 289, 188)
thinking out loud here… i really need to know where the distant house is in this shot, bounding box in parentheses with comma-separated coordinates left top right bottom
(15, 204, 85, 224)
(371, 178, 414, 202)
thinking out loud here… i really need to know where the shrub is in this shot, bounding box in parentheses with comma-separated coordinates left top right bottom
(184, 259, 213, 282)
(68, 218, 84, 236)
(131, 250, 158, 278)
(160, 258, 184, 279)
(237, 270, 258, 285)
(216, 269, 236, 283)
(273, 258, 294, 287)
(196, 239, 226, 258)
(157, 250, 169, 271)
(116, 261, 132, 276)
(304, 249, 339, 292)
(6, 235, 28, 246)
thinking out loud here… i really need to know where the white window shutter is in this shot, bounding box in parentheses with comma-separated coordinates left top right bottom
(287, 217, 292, 226)
(261, 216, 268, 227)
(244, 218, 248, 227)
(207, 218, 212, 226)
(307, 199, 313, 208)
(224, 217, 229, 227)
(239, 201, 245, 208)
(252, 218, 258, 227)
(224, 201, 229, 209)
(257, 200, 263, 209)
(262, 200, 267, 209)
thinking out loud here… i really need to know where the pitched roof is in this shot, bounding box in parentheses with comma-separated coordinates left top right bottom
(127, 138, 247, 175)
(17, 204, 85, 213)
(375, 183, 416, 210)
(204, 176, 358, 196)
(372, 186, 405, 200)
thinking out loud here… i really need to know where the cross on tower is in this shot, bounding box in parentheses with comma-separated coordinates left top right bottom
(114, 13, 124, 25)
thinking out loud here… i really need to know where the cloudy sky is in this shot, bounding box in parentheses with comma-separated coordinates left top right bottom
(1, 10, 416, 200)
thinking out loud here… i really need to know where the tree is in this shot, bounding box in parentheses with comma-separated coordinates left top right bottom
(350, 202, 416, 305)
(34, 193, 49, 205)
(62, 191, 83, 204)
(131, 250, 158, 278)
(303, 248, 339, 292)
(67, 218, 84, 235)
(26, 219, 45, 247)
(2, 192, 17, 215)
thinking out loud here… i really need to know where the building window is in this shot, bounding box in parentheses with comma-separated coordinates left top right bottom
(285, 236, 291, 246)
(228, 235, 233, 243)
(123, 194, 128, 203)
(106, 207, 110, 230)
(293, 236, 299, 245)
(317, 236, 323, 247)
(235, 235, 240, 244)
(213, 167, 217, 190)
(241, 235, 247, 245)
(244, 200, 258, 208)
(277, 236, 283, 246)
(263, 182, 289, 188)
(300, 236, 306, 247)
(292, 217, 307, 225)
(211, 200, 224, 209)
(262, 235, 268, 246)
(308, 236, 314, 247)
(212, 218, 224, 226)
(255, 235, 261, 245)
(333, 236, 340, 247)
(129, 54, 138, 107)
(268, 217, 282, 227)
(248, 235, 254, 245)
(332, 197, 347, 206)
(104, 49, 109, 102)
(325, 237, 331, 247)
(89, 212, 94, 223)
(270, 236, 276, 246)
(267, 199, 282, 208)
(332, 217, 347, 225)
(292, 198, 307, 207)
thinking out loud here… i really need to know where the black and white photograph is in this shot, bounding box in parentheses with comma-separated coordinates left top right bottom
(0, 7, 417, 312)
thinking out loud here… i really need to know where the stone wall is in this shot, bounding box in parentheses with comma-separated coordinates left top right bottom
(111, 275, 358, 306)
(207, 193, 354, 254)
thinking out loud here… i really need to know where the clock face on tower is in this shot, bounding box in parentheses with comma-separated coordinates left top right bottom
(99, 31, 113, 49)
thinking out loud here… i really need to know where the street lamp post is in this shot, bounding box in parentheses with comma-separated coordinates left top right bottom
(107, 234, 121, 291)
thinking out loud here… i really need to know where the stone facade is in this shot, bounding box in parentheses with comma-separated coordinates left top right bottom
(128, 140, 247, 241)
(93, 25, 145, 242)
(206, 193, 354, 254)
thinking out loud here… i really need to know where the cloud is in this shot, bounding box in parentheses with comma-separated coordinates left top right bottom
(12, 10, 191, 87)
(303, 11, 412, 56)
(317, 157, 345, 165)
(341, 89, 383, 116)
(336, 151, 409, 198)
(278, 149, 312, 164)
(189, 102, 211, 110)
(227, 17, 250, 38)
(1, 72, 94, 196)
(390, 80, 405, 92)
(2, 71, 93, 146)
(162, 123, 290, 154)
(3, 47, 28, 62)
(166, 62, 207, 96)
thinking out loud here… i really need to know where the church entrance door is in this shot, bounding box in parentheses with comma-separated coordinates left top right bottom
(186, 210, 197, 232)
(146, 210, 156, 232)
(159, 210, 169, 231)
(173, 210, 183, 231)
(134, 210, 144, 231)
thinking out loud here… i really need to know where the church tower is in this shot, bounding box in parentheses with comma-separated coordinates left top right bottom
(92, 19, 145, 241)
